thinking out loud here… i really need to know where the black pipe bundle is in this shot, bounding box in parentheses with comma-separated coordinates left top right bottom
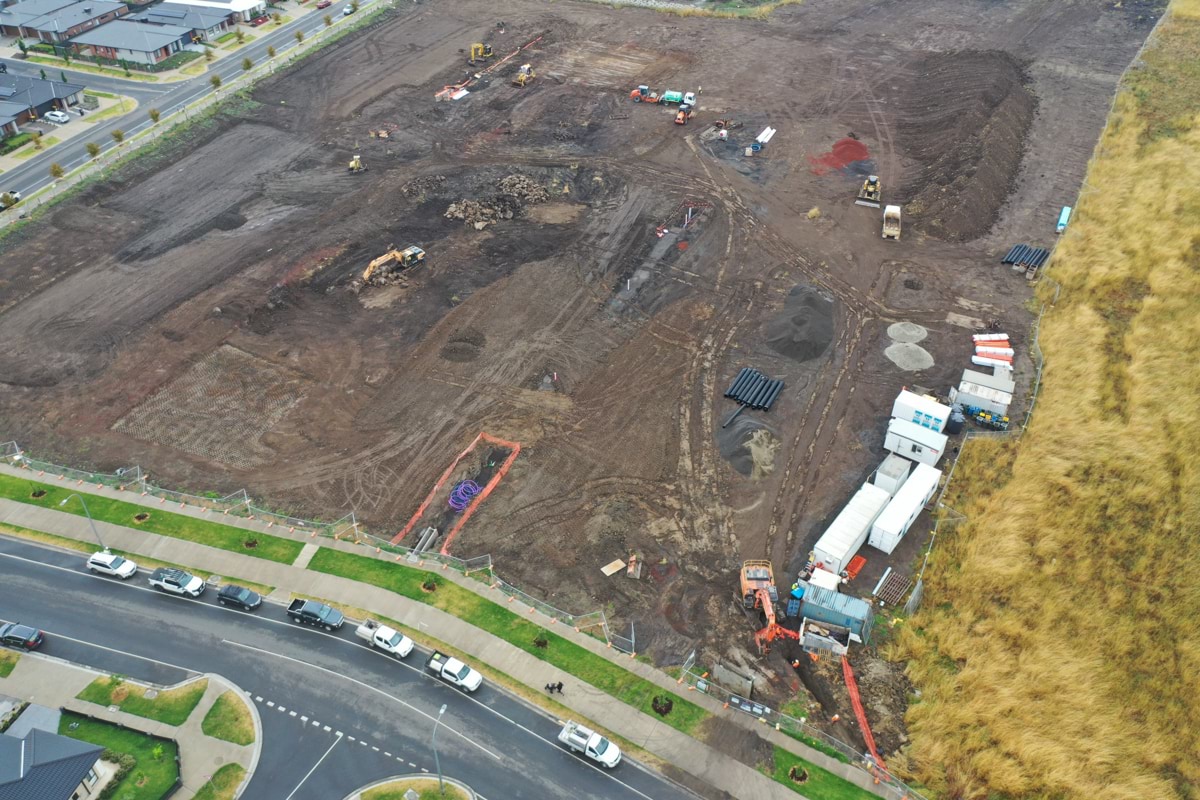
(723, 369, 784, 411)
(1002, 244, 1049, 267)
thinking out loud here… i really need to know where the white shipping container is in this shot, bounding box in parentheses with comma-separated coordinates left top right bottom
(972, 355, 1013, 371)
(884, 418, 948, 467)
(869, 463, 942, 554)
(811, 483, 892, 576)
(891, 390, 950, 432)
(809, 568, 841, 591)
(951, 381, 1012, 415)
(961, 368, 1016, 394)
(874, 453, 911, 496)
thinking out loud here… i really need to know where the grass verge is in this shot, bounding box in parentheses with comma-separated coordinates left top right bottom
(201, 690, 255, 745)
(25, 55, 159, 81)
(768, 747, 878, 800)
(0, 472, 303, 563)
(364, 780, 469, 800)
(85, 89, 119, 99)
(889, 3, 1200, 797)
(78, 676, 208, 726)
(59, 711, 179, 799)
(9, 136, 59, 159)
(84, 98, 138, 124)
(308, 548, 708, 735)
(193, 762, 246, 800)
(0, 650, 18, 678)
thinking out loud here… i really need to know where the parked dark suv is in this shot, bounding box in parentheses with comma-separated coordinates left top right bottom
(0, 622, 45, 650)
(217, 584, 263, 611)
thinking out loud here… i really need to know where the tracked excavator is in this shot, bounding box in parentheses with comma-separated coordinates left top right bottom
(362, 245, 425, 284)
(741, 560, 801, 653)
(467, 43, 493, 65)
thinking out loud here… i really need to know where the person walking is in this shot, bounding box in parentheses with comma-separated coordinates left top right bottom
(545, 683, 555, 694)
(554, 681, 564, 694)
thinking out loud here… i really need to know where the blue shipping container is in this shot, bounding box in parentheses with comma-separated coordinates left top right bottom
(798, 583, 874, 643)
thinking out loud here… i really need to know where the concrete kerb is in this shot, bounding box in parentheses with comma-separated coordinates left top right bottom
(344, 773, 477, 800)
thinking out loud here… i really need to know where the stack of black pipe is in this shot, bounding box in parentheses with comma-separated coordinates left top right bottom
(1001, 244, 1050, 269)
(724, 368, 784, 411)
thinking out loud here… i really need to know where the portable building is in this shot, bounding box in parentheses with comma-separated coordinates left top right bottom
(884, 418, 948, 467)
(869, 463, 941, 554)
(808, 568, 841, 592)
(810, 483, 891, 575)
(951, 381, 1012, 415)
(797, 583, 873, 642)
(961, 368, 1015, 395)
(873, 453, 911, 496)
(891, 390, 950, 432)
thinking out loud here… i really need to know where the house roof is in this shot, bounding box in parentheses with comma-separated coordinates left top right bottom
(131, 2, 229, 30)
(0, 729, 104, 800)
(0, 99, 26, 128)
(70, 18, 191, 51)
(0, 0, 77, 29)
(169, 0, 265, 13)
(22, 0, 126, 34)
(0, 74, 86, 108)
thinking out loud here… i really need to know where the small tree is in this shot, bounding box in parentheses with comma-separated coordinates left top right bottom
(350, 1, 358, 11)
(0, 193, 16, 209)
(31, 131, 43, 151)
(210, 74, 222, 89)
(323, 13, 332, 26)
(16, 39, 27, 55)
(85, 142, 101, 159)
(148, 108, 160, 124)
(203, 46, 215, 62)
(267, 45, 276, 58)
(294, 29, 304, 43)
(235, 29, 246, 44)
(63, 52, 71, 66)
(60, 70, 68, 82)
(111, 128, 124, 145)
(39, 68, 47, 81)
(49, 163, 65, 179)
(241, 56, 252, 71)
(272, 11, 282, 23)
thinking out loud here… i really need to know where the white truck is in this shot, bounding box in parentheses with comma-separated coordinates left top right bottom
(354, 619, 414, 658)
(558, 721, 622, 768)
(425, 650, 483, 692)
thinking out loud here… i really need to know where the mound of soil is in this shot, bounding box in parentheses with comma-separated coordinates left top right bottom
(763, 286, 835, 362)
(440, 327, 487, 362)
(897, 51, 1035, 242)
(717, 416, 776, 477)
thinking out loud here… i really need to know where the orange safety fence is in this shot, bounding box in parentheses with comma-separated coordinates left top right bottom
(841, 656, 887, 772)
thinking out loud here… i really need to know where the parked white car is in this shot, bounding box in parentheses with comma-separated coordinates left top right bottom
(87, 550, 139, 579)
(43, 110, 70, 124)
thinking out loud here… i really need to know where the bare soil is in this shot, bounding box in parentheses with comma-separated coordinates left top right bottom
(0, 0, 1160, 758)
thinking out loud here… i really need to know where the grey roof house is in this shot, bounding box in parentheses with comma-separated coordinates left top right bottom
(130, 2, 231, 41)
(0, 74, 86, 136)
(18, 0, 127, 43)
(0, 728, 104, 800)
(69, 19, 192, 65)
(0, 0, 74, 36)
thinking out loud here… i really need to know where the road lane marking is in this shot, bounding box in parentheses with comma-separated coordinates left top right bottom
(222, 639, 501, 760)
(283, 732, 342, 800)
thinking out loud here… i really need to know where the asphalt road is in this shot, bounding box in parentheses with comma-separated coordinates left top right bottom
(0, 0, 384, 205)
(0, 536, 700, 800)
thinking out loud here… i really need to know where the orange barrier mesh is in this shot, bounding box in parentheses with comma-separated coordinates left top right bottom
(842, 656, 886, 771)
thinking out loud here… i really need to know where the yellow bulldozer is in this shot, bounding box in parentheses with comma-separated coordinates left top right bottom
(362, 245, 425, 283)
(348, 154, 366, 173)
(468, 43, 493, 65)
(855, 175, 881, 208)
(512, 63, 535, 87)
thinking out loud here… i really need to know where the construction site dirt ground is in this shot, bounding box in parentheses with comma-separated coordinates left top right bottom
(0, 0, 1161, 761)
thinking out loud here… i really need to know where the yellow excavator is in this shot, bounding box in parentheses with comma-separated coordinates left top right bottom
(362, 245, 425, 283)
(348, 154, 366, 173)
(512, 63, 535, 87)
(468, 43, 493, 65)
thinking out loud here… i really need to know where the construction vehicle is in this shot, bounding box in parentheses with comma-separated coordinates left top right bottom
(741, 560, 801, 653)
(630, 86, 688, 106)
(674, 103, 695, 125)
(348, 154, 366, 173)
(512, 63, 535, 87)
(882, 204, 902, 240)
(467, 43, 493, 65)
(855, 175, 881, 208)
(362, 245, 425, 283)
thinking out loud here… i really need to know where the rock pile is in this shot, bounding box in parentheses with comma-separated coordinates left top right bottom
(402, 174, 447, 199)
(496, 174, 550, 203)
(445, 174, 549, 229)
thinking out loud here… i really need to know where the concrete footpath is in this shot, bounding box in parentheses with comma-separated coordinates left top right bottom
(0, 656, 257, 800)
(0, 464, 888, 800)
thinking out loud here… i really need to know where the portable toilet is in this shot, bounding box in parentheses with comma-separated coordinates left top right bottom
(1057, 206, 1071, 234)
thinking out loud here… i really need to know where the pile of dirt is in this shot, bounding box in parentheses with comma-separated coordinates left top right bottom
(496, 174, 550, 203)
(445, 174, 550, 229)
(897, 50, 1035, 242)
(763, 285, 835, 362)
(718, 416, 777, 477)
(401, 174, 447, 200)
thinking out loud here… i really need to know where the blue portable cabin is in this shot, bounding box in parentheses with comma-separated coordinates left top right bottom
(795, 581, 874, 643)
(1056, 206, 1071, 234)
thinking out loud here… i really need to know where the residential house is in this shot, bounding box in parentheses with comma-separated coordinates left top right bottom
(0, 0, 74, 37)
(0, 728, 105, 800)
(18, 0, 127, 44)
(70, 19, 192, 65)
(0, 73, 86, 135)
(168, 0, 266, 23)
(130, 2, 232, 42)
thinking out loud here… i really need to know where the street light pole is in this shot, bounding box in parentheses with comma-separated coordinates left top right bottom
(431, 703, 447, 796)
(60, 493, 105, 551)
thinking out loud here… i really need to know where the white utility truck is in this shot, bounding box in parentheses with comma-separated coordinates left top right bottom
(557, 721, 622, 768)
(355, 619, 414, 658)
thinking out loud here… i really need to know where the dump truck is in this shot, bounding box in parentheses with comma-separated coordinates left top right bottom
(558, 721, 622, 768)
(287, 598, 345, 630)
(855, 175, 881, 208)
(426, 650, 483, 692)
(882, 205, 902, 240)
(355, 619, 414, 658)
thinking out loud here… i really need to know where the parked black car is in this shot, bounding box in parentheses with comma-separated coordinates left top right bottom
(217, 584, 262, 611)
(0, 622, 45, 650)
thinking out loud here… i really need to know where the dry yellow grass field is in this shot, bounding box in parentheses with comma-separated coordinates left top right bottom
(885, 2, 1200, 798)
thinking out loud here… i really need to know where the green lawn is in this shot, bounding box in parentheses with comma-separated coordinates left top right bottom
(0, 650, 18, 678)
(308, 549, 709, 736)
(201, 691, 255, 745)
(78, 676, 208, 726)
(0, 473, 304, 564)
(221, 33, 255, 50)
(364, 781, 469, 800)
(769, 747, 879, 800)
(84, 99, 138, 124)
(85, 89, 119, 99)
(193, 763, 245, 800)
(10, 136, 60, 160)
(25, 55, 160, 81)
(59, 712, 179, 800)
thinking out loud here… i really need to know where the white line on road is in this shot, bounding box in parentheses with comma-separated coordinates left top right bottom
(283, 732, 342, 800)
